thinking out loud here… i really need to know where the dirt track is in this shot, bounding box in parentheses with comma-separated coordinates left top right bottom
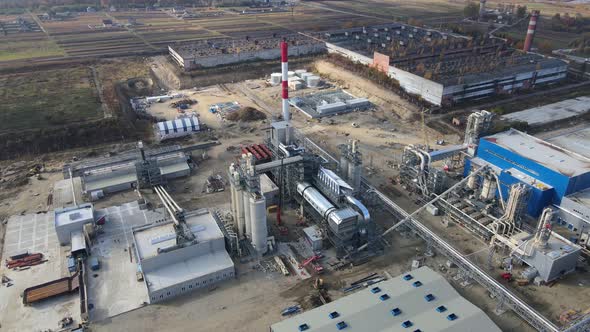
(313, 60, 419, 120)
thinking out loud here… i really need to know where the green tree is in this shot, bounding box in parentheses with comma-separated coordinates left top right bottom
(464, 2, 479, 18)
(516, 5, 527, 19)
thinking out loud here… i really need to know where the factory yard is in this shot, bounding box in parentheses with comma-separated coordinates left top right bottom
(2, 1, 590, 332)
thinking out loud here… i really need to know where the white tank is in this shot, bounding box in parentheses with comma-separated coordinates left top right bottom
(235, 184, 245, 238)
(306, 76, 320, 87)
(229, 180, 237, 223)
(270, 73, 282, 85)
(466, 171, 477, 190)
(243, 190, 252, 239)
(295, 69, 307, 77)
(479, 176, 496, 201)
(250, 195, 268, 255)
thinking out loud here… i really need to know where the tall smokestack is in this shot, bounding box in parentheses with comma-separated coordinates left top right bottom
(523, 10, 540, 52)
(479, 0, 486, 20)
(281, 39, 289, 122)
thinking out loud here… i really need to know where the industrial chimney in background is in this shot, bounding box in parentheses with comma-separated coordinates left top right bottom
(479, 0, 486, 20)
(523, 10, 540, 52)
(280, 39, 290, 122)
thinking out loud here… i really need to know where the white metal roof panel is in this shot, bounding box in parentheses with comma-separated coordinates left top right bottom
(84, 172, 138, 193)
(270, 266, 501, 332)
(55, 205, 94, 228)
(134, 210, 223, 260)
(159, 162, 190, 176)
(501, 96, 590, 126)
(144, 250, 234, 293)
(483, 129, 590, 177)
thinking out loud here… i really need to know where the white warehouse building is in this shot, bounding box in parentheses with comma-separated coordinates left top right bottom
(132, 209, 235, 303)
(155, 116, 200, 142)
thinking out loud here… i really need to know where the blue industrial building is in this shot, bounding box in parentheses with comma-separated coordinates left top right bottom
(465, 129, 590, 218)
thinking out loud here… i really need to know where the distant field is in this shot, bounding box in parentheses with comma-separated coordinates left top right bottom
(0, 38, 64, 61)
(310, 0, 464, 24)
(3, 1, 583, 64)
(0, 67, 102, 132)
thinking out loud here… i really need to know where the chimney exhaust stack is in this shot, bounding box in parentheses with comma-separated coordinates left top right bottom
(523, 10, 540, 52)
(281, 39, 289, 122)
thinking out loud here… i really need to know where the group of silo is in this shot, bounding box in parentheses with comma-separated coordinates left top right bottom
(228, 162, 268, 256)
(269, 69, 321, 88)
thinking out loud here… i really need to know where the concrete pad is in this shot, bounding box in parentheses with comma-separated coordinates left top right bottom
(86, 201, 166, 321)
(0, 212, 80, 331)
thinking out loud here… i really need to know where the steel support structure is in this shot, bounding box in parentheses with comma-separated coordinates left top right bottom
(362, 179, 560, 332)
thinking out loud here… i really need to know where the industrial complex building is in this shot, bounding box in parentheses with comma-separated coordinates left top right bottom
(63, 143, 213, 200)
(168, 35, 325, 70)
(133, 208, 235, 303)
(290, 90, 372, 118)
(466, 128, 590, 218)
(270, 267, 501, 332)
(318, 24, 568, 106)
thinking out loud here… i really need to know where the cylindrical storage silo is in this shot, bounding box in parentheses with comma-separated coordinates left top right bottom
(235, 185, 245, 238)
(250, 195, 268, 255)
(229, 180, 237, 223)
(295, 69, 307, 77)
(466, 171, 477, 190)
(306, 76, 320, 87)
(479, 176, 496, 201)
(270, 73, 282, 85)
(243, 191, 252, 239)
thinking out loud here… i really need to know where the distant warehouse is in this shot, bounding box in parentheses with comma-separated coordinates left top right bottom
(318, 24, 568, 106)
(168, 35, 326, 70)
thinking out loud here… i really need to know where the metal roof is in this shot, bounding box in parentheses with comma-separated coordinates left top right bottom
(134, 210, 223, 261)
(54, 204, 94, 228)
(159, 162, 190, 176)
(157, 116, 200, 135)
(84, 172, 138, 193)
(482, 129, 590, 177)
(330, 207, 358, 225)
(502, 96, 590, 126)
(545, 125, 590, 160)
(270, 266, 501, 332)
(145, 250, 234, 293)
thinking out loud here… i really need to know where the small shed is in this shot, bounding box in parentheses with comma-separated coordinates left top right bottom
(303, 225, 323, 251)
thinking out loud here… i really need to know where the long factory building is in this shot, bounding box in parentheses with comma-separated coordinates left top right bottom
(271, 267, 501, 332)
(133, 209, 235, 303)
(319, 24, 567, 106)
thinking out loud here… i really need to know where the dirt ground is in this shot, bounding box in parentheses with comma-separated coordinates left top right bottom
(0, 50, 582, 332)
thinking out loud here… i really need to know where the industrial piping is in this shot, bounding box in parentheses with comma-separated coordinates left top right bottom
(523, 10, 540, 52)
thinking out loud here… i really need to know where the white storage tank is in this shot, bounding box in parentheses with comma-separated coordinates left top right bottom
(236, 185, 246, 238)
(249, 194, 268, 255)
(295, 69, 307, 77)
(480, 176, 496, 201)
(287, 71, 296, 78)
(243, 190, 252, 239)
(306, 75, 320, 87)
(270, 73, 282, 85)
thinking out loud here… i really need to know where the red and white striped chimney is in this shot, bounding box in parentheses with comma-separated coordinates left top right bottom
(523, 10, 540, 52)
(281, 39, 290, 122)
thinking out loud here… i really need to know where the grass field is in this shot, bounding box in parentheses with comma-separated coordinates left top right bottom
(0, 66, 102, 132)
(0, 39, 64, 61)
